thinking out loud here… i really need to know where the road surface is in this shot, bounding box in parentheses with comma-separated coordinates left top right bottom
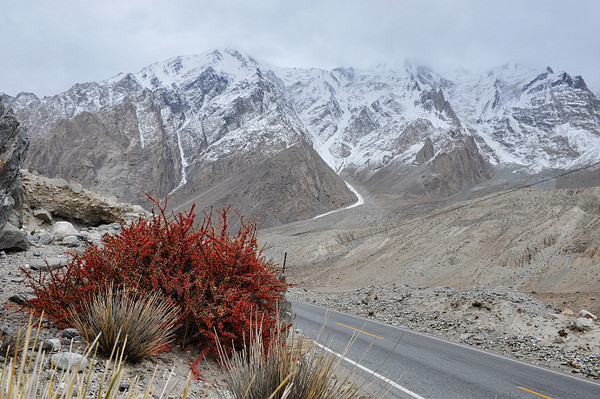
(292, 299, 600, 399)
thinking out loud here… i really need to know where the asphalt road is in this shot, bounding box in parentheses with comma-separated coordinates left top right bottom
(291, 299, 600, 399)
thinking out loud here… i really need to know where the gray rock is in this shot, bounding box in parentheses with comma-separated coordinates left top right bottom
(50, 352, 88, 372)
(59, 328, 81, 339)
(69, 182, 83, 194)
(26, 234, 39, 243)
(30, 257, 69, 271)
(37, 233, 54, 246)
(33, 209, 52, 223)
(33, 249, 42, 256)
(52, 178, 69, 188)
(0, 223, 29, 251)
(8, 292, 34, 307)
(60, 235, 80, 247)
(69, 246, 86, 256)
(52, 221, 79, 240)
(572, 317, 594, 332)
(44, 338, 62, 351)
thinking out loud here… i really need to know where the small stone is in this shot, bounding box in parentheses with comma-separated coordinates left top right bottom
(50, 352, 88, 372)
(52, 222, 79, 240)
(558, 328, 568, 337)
(33, 249, 42, 257)
(69, 182, 83, 194)
(44, 338, 62, 351)
(52, 178, 69, 188)
(61, 235, 80, 247)
(37, 233, 54, 246)
(60, 328, 81, 339)
(10, 277, 24, 283)
(30, 257, 69, 271)
(33, 209, 53, 223)
(578, 310, 597, 320)
(119, 383, 130, 392)
(70, 246, 86, 256)
(26, 234, 40, 244)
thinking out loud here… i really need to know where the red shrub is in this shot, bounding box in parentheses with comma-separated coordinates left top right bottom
(24, 198, 289, 372)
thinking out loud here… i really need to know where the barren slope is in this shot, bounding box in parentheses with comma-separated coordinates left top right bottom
(260, 185, 600, 315)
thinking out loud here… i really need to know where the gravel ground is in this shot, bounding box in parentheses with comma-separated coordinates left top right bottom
(287, 284, 600, 380)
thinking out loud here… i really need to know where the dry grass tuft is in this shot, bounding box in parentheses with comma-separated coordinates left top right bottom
(219, 322, 378, 399)
(69, 286, 179, 363)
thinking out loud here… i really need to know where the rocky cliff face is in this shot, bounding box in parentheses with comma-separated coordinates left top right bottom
(0, 98, 29, 230)
(4, 50, 357, 225)
(4, 50, 600, 223)
(26, 100, 178, 206)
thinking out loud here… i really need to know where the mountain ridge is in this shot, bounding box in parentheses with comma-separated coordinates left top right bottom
(3, 48, 600, 225)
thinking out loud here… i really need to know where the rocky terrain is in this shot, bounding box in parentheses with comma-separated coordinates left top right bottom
(287, 285, 600, 379)
(0, 176, 226, 397)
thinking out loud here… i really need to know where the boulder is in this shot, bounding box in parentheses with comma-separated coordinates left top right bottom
(52, 221, 79, 240)
(0, 223, 29, 251)
(21, 170, 148, 226)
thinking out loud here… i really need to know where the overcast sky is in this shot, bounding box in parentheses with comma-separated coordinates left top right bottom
(1, 0, 599, 97)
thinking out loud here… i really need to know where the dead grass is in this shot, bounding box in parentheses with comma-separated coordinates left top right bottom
(218, 321, 381, 399)
(69, 286, 179, 363)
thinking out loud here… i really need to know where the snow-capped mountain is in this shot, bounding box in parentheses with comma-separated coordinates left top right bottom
(3, 49, 600, 223)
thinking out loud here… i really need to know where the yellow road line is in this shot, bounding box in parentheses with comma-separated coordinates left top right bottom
(335, 322, 384, 340)
(517, 386, 555, 399)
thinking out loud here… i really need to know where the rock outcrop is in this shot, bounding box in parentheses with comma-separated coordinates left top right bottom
(0, 98, 29, 229)
(0, 97, 29, 251)
(21, 170, 149, 226)
(423, 135, 493, 196)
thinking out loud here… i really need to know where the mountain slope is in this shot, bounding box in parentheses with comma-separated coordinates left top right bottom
(4, 49, 600, 225)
